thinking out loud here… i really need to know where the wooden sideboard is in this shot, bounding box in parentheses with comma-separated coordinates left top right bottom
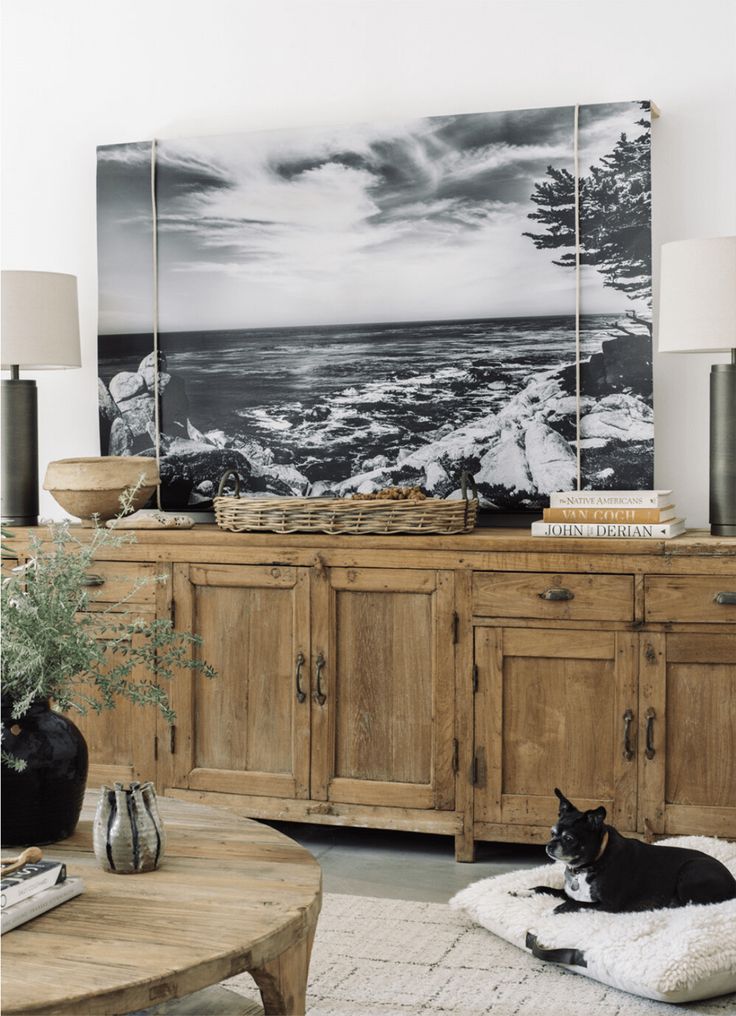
(11, 526, 736, 861)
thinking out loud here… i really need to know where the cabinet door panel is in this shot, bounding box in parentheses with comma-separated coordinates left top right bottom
(502, 655, 615, 802)
(639, 632, 736, 836)
(311, 568, 455, 810)
(70, 619, 157, 787)
(63, 561, 168, 787)
(166, 564, 310, 799)
(475, 626, 637, 831)
(334, 589, 433, 785)
(193, 585, 297, 774)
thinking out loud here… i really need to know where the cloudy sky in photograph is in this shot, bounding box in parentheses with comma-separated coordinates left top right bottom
(97, 102, 649, 333)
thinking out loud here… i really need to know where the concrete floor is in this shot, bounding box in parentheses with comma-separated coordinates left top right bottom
(266, 821, 547, 903)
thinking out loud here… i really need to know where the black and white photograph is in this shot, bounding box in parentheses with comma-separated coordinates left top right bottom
(97, 100, 653, 512)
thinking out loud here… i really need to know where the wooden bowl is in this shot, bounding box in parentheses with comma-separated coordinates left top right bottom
(44, 457, 159, 525)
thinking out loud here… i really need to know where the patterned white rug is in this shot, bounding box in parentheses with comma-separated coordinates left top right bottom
(225, 893, 736, 1015)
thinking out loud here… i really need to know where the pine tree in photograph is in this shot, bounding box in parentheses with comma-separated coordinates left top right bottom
(524, 108, 652, 328)
(522, 105, 654, 494)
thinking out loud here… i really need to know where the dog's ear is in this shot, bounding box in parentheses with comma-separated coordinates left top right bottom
(554, 788, 575, 814)
(586, 806, 606, 828)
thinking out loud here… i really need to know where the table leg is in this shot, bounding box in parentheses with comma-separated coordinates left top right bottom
(250, 925, 315, 1016)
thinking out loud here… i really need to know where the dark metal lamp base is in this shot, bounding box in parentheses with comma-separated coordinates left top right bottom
(2, 514, 39, 527)
(710, 362, 736, 538)
(1, 378, 39, 527)
(711, 524, 736, 537)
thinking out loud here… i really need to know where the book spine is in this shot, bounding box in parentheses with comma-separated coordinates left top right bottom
(0, 878, 84, 934)
(0, 864, 66, 909)
(532, 522, 685, 539)
(544, 507, 671, 524)
(549, 492, 665, 508)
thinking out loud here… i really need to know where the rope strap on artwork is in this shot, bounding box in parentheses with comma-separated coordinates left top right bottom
(573, 103, 582, 492)
(150, 139, 162, 510)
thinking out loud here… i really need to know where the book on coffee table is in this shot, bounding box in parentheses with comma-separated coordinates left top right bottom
(1, 860, 67, 909)
(1, 877, 84, 934)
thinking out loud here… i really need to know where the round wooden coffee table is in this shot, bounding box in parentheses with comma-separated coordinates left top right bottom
(1, 794, 321, 1015)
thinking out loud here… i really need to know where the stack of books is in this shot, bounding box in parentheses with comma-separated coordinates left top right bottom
(1, 858, 83, 934)
(532, 490, 686, 539)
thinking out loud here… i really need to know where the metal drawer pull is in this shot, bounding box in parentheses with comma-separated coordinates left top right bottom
(539, 587, 574, 601)
(82, 573, 106, 587)
(645, 707, 656, 760)
(294, 652, 306, 703)
(314, 652, 327, 706)
(622, 709, 634, 761)
(714, 591, 736, 605)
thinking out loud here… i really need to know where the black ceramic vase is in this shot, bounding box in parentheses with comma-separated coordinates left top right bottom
(1, 697, 88, 846)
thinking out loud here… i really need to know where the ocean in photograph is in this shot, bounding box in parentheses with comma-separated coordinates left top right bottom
(98, 312, 653, 509)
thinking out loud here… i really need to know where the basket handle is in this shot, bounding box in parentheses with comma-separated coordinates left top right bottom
(217, 469, 242, 498)
(459, 470, 478, 502)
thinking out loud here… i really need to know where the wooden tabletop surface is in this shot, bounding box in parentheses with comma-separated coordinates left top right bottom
(10, 524, 733, 557)
(1, 794, 322, 1016)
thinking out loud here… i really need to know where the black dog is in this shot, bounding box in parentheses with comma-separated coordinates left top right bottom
(533, 789, 736, 914)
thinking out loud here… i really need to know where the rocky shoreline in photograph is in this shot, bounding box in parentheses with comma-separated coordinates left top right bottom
(99, 333, 653, 510)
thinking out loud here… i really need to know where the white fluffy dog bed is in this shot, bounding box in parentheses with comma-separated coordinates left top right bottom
(450, 836, 736, 1004)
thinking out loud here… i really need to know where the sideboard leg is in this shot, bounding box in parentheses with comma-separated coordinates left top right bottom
(251, 925, 315, 1016)
(454, 830, 475, 863)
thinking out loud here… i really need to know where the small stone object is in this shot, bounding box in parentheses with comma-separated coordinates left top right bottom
(93, 781, 166, 874)
(106, 510, 194, 529)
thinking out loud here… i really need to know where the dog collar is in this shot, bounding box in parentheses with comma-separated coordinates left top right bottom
(594, 830, 609, 862)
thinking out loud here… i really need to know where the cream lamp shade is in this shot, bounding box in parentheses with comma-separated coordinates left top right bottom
(657, 236, 736, 353)
(1, 270, 81, 369)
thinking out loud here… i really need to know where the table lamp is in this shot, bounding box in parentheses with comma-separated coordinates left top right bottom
(1, 271, 81, 525)
(658, 236, 736, 536)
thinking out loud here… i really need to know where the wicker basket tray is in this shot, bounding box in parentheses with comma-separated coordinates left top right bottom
(214, 471, 478, 535)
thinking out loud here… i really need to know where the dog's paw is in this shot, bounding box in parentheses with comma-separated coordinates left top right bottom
(553, 900, 582, 915)
(531, 885, 566, 898)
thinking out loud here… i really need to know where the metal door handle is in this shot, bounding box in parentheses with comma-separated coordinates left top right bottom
(622, 709, 634, 761)
(314, 653, 327, 706)
(714, 591, 736, 605)
(82, 573, 106, 587)
(295, 652, 306, 703)
(645, 707, 656, 760)
(539, 587, 574, 601)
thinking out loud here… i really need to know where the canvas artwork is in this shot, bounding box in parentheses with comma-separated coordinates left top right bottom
(97, 101, 653, 513)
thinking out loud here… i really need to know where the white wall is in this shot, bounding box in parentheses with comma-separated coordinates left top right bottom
(2, 0, 735, 525)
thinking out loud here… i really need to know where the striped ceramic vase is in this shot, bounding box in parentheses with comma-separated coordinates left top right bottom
(93, 781, 166, 873)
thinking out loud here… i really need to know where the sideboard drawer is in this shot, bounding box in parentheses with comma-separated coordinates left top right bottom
(471, 571, 634, 621)
(645, 576, 736, 624)
(82, 562, 159, 606)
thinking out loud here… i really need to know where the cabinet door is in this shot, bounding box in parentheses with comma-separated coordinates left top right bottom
(165, 564, 311, 800)
(310, 567, 455, 811)
(474, 626, 638, 832)
(638, 632, 736, 837)
(72, 617, 158, 787)
(67, 562, 162, 787)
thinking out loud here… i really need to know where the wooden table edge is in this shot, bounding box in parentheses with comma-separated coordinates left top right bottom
(2, 796, 322, 1016)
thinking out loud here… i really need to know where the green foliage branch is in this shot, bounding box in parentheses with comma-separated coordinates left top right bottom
(1, 489, 216, 770)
